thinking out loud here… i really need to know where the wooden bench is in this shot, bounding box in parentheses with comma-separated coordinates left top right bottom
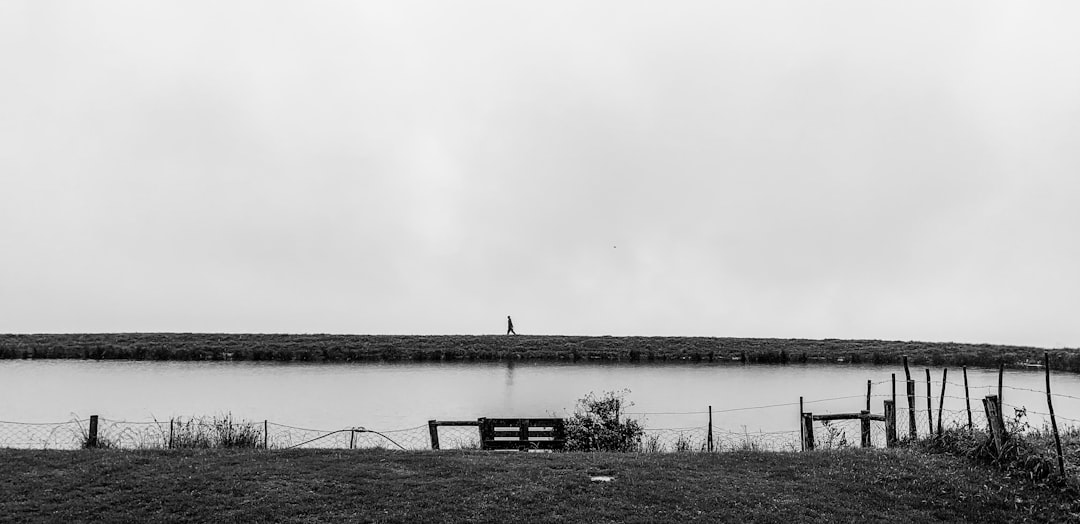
(427, 417, 567, 450)
(478, 417, 566, 451)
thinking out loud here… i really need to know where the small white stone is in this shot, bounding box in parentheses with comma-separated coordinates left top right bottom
(590, 476, 614, 482)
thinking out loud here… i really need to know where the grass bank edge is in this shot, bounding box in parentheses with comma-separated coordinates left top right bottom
(2, 447, 1079, 523)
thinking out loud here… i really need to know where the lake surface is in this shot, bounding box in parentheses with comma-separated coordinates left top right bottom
(2, 360, 1078, 449)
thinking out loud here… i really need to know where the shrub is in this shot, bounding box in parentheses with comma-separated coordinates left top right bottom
(565, 390, 644, 452)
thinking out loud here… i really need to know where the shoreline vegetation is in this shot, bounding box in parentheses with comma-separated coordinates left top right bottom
(0, 333, 1076, 371)
(1, 333, 1077, 372)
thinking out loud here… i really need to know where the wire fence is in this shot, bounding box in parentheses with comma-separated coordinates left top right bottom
(2, 365, 1077, 453)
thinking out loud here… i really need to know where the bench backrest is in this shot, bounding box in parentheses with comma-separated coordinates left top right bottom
(478, 417, 566, 451)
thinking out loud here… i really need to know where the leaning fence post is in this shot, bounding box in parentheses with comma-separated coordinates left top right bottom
(87, 415, 99, 448)
(904, 357, 916, 439)
(992, 395, 1006, 442)
(428, 420, 440, 450)
(936, 368, 947, 436)
(1045, 352, 1065, 476)
(983, 395, 1006, 453)
(884, 400, 897, 448)
(801, 412, 815, 451)
(860, 410, 871, 448)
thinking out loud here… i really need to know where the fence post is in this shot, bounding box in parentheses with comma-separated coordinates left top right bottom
(860, 410, 871, 448)
(87, 415, 99, 448)
(169, 418, 174, 449)
(707, 406, 714, 453)
(1045, 352, 1065, 476)
(884, 400, 897, 448)
(963, 366, 972, 430)
(904, 357, 916, 439)
(925, 369, 933, 436)
(799, 396, 804, 451)
(991, 395, 1006, 443)
(428, 420, 440, 450)
(866, 380, 871, 412)
(350, 429, 356, 450)
(801, 412, 815, 451)
(983, 395, 1006, 453)
(998, 362, 1004, 408)
(264, 420, 268, 450)
(518, 419, 530, 451)
(936, 368, 947, 436)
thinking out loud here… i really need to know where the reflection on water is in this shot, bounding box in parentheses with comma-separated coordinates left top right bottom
(0, 360, 1078, 437)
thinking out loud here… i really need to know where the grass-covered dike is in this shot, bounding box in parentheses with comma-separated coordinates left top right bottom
(2, 333, 1078, 371)
(3, 448, 1079, 523)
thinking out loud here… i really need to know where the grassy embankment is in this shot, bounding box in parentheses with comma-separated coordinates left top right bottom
(2, 448, 1078, 523)
(1, 333, 1077, 371)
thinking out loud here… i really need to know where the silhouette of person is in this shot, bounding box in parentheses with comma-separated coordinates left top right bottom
(507, 315, 516, 335)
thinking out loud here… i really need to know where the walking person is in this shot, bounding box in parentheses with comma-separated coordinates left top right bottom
(507, 316, 516, 335)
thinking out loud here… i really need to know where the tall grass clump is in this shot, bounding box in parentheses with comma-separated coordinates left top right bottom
(564, 390, 644, 452)
(171, 414, 263, 449)
(74, 418, 115, 449)
(915, 409, 1080, 491)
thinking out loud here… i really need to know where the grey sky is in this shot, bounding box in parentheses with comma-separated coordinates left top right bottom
(2, 2, 1079, 348)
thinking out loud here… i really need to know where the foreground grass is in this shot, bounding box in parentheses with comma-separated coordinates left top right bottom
(2, 448, 1078, 523)
(2, 333, 1076, 371)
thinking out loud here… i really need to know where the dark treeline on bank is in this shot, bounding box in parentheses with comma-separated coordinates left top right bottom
(1, 333, 1077, 372)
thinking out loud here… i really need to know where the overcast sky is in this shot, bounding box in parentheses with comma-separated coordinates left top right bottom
(2, 2, 1079, 348)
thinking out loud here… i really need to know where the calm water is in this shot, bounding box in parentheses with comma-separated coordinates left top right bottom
(2, 360, 1078, 438)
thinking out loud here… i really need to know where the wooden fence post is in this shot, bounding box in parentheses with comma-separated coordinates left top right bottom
(799, 397, 804, 451)
(801, 412, 815, 451)
(1045, 353, 1065, 476)
(866, 380, 872, 412)
(891, 373, 896, 407)
(884, 400, 897, 448)
(519, 419, 530, 448)
(992, 395, 1006, 442)
(963, 366, 972, 430)
(264, 420, 268, 450)
(983, 395, 1006, 453)
(860, 410, 871, 448)
(87, 415, 99, 448)
(428, 420, 440, 450)
(936, 368, 947, 436)
(925, 369, 933, 436)
(169, 418, 174, 449)
(998, 362, 1004, 408)
(707, 406, 714, 452)
(904, 357, 916, 439)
